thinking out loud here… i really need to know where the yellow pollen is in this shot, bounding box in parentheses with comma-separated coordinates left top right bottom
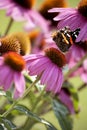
(4, 52, 26, 72)
(45, 47, 66, 67)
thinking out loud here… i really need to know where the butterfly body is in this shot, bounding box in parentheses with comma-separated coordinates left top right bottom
(52, 26, 80, 52)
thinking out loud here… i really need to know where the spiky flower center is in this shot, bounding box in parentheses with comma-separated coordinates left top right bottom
(10, 32, 31, 55)
(78, 0, 87, 17)
(0, 32, 31, 56)
(45, 47, 66, 67)
(0, 36, 20, 55)
(13, 0, 35, 9)
(4, 52, 25, 72)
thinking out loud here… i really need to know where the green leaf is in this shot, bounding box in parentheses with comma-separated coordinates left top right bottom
(52, 100, 73, 130)
(0, 117, 17, 130)
(28, 91, 36, 107)
(2, 118, 17, 130)
(24, 73, 32, 84)
(0, 124, 4, 130)
(0, 117, 11, 130)
(5, 91, 13, 102)
(14, 104, 57, 130)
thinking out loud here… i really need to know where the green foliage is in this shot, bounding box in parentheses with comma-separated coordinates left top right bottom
(52, 100, 73, 130)
(14, 104, 57, 130)
(0, 117, 17, 130)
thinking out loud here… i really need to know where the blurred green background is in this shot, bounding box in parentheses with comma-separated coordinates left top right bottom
(0, 0, 87, 130)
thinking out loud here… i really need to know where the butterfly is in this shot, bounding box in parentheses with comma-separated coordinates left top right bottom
(52, 26, 80, 52)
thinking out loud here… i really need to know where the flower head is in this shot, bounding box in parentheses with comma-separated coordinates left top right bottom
(25, 47, 66, 94)
(0, 0, 35, 21)
(0, 0, 49, 32)
(0, 32, 31, 56)
(39, 0, 68, 27)
(49, 0, 87, 41)
(0, 52, 26, 99)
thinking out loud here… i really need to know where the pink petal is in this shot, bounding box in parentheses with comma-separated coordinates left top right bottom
(40, 63, 53, 85)
(53, 69, 63, 93)
(3, 69, 13, 91)
(45, 65, 58, 92)
(59, 90, 75, 114)
(29, 61, 51, 76)
(14, 72, 25, 93)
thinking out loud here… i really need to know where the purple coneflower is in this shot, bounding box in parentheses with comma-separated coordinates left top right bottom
(0, 52, 26, 99)
(25, 47, 66, 94)
(38, 0, 68, 27)
(49, 0, 87, 42)
(0, 0, 49, 32)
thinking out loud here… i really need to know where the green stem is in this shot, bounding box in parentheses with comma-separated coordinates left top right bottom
(22, 88, 45, 130)
(1, 101, 17, 117)
(4, 18, 13, 36)
(78, 83, 87, 91)
(22, 76, 40, 99)
(0, 76, 40, 118)
(64, 53, 87, 81)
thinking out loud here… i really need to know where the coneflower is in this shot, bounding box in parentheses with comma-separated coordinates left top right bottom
(49, 0, 87, 41)
(0, 52, 26, 98)
(25, 47, 66, 94)
(39, 0, 68, 26)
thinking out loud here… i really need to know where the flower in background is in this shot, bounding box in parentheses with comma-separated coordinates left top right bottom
(66, 44, 85, 63)
(25, 47, 66, 94)
(38, 0, 68, 27)
(66, 41, 87, 82)
(58, 88, 75, 114)
(28, 29, 47, 54)
(49, 0, 87, 42)
(0, 52, 26, 99)
(28, 29, 57, 54)
(80, 59, 87, 83)
(0, 32, 31, 56)
(0, 0, 49, 32)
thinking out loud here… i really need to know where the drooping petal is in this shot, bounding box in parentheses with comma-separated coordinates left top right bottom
(14, 72, 25, 94)
(54, 69, 63, 93)
(45, 65, 58, 92)
(40, 63, 53, 85)
(3, 69, 14, 91)
(0, 65, 11, 87)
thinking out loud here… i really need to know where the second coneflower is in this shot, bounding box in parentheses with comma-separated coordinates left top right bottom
(49, 0, 87, 42)
(0, 32, 31, 56)
(25, 47, 66, 94)
(39, 0, 68, 26)
(0, 0, 49, 32)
